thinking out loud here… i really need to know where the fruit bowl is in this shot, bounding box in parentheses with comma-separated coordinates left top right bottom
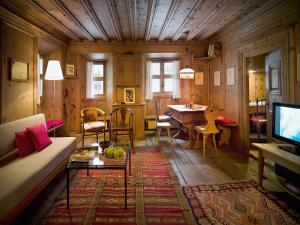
(99, 141, 110, 150)
(103, 146, 125, 159)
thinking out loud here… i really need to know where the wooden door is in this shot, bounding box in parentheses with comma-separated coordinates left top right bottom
(118, 56, 137, 86)
(265, 50, 283, 141)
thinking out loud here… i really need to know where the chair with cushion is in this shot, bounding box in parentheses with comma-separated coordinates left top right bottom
(81, 107, 106, 149)
(109, 107, 134, 152)
(194, 107, 220, 157)
(250, 98, 267, 139)
(154, 99, 172, 144)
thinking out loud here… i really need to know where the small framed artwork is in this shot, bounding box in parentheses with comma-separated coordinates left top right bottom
(195, 72, 204, 85)
(65, 63, 76, 78)
(269, 61, 281, 94)
(10, 59, 29, 81)
(227, 67, 235, 86)
(214, 71, 220, 86)
(124, 88, 135, 103)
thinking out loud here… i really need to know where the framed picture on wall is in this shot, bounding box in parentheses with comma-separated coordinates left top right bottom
(214, 71, 220, 86)
(124, 88, 135, 103)
(65, 63, 76, 78)
(269, 61, 281, 94)
(195, 72, 204, 85)
(227, 67, 235, 86)
(10, 59, 29, 81)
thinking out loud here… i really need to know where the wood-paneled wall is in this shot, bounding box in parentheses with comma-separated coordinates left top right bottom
(210, 0, 300, 148)
(1, 23, 37, 123)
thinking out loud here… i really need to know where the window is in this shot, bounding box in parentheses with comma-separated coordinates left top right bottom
(37, 54, 44, 104)
(92, 62, 105, 96)
(150, 60, 175, 93)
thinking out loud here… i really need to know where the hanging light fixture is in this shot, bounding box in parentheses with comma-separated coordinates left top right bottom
(179, 48, 195, 79)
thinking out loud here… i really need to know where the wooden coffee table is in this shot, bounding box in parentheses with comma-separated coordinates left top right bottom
(66, 144, 131, 209)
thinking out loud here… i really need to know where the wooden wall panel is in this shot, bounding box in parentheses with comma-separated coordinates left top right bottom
(1, 24, 37, 123)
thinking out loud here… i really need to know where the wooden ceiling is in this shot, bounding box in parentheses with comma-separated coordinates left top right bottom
(0, 0, 268, 44)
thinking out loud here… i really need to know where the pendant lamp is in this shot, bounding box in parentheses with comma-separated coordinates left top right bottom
(179, 48, 195, 79)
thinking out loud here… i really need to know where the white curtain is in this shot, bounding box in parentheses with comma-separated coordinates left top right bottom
(86, 62, 94, 99)
(172, 60, 181, 99)
(145, 61, 153, 100)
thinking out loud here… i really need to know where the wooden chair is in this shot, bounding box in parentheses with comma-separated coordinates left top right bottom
(109, 107, 134, 152)
(250, 98, 267, 139)
(154, 99, 172, 144)
(154, 98, 171, 122)
(194, 107, 220, 157)
(81, 107, 106, 149)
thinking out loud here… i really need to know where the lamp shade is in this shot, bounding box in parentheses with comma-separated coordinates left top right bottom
(45, 60, 63, 80)
(179, 67, 195, 79)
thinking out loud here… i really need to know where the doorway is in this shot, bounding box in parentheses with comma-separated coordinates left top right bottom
(247, 54, 267, 143)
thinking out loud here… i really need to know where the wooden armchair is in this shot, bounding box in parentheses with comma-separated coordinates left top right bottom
(81, 107, 106, 149)
(109, 107, 134, 151)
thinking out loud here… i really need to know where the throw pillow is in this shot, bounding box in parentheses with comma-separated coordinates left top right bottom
(15, 130, 34, 157)
(27, 124, 52, 151)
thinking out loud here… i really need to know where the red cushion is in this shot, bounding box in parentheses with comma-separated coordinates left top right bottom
(46, 119, 64, 130)
(15, 130, 34, 157)
(27, 124, 52, 151)
(217, 118, 237, 125)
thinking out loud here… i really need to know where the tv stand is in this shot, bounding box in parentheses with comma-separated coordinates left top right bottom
(252, 143, 300, 187)
(278, 145, 300, 156)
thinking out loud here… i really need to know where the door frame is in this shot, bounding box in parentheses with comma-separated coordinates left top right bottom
(239, 32, 287, 148)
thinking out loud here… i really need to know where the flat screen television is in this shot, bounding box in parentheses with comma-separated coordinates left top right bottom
(272, 102, 300, 154)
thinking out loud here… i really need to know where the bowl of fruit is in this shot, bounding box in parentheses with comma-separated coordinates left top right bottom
(103, 146, 125, 159)
(99, 141, 110, 150)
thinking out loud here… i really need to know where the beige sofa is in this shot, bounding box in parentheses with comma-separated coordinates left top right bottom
(0, 113, 76, 224)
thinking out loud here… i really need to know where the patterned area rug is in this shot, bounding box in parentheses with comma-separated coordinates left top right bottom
(41, 146, 196, 225)
(183, 180, 300, 225)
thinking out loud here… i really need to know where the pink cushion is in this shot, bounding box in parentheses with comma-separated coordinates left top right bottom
(27, 124, 52, 151)
(46, 119, 64, 130)
(15, 130, 34, 157)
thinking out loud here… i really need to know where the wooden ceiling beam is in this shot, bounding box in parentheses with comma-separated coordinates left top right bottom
(171, 0, 204, 41)
(127, 0, 137, 41)
(0, 6, 67, 47)
(186, 0, 227, 41)
(50, 0, 94, 40)
(80, 0, 109, 41)
(158, 0, 182, 42)
(106, 0, 123, 41)
(144, 0, 158, 41)
(28, 0, 79, 40)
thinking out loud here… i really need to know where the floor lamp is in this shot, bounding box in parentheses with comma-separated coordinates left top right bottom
(45, 60, 64, 137)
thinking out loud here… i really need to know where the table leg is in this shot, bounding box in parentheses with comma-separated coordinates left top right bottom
(66, 167, 69, 208)
(258, 150, 264, 186)
(125, 168, 127, 209)
(172, 123, 187, 139)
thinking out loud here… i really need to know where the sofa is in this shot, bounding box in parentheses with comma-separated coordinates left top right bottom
(0, 113, 76, 224)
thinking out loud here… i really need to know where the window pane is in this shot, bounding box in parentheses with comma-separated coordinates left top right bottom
(164, 78, 173, 92)
(150, 62, 160, 75)
(164, 62, 174, 74)
(93, 64, 103, 78)
(152, 79, 160, 92)
(93, 81, 103, 95)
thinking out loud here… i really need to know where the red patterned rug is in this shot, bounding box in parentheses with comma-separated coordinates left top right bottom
(41, 146, 196, 225)
(183, 180, 300, 225)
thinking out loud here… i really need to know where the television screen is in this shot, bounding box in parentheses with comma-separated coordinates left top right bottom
(273, 103, 300, 144)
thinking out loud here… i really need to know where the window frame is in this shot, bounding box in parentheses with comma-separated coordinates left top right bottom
(149, 59, 176, 96)
(91, 61, 106, 97)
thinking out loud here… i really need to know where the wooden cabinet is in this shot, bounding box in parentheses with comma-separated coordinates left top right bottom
(116, 55, 140, 86)
(112, 103, 145, 139)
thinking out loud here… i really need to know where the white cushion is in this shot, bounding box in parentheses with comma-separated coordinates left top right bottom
(0, 137, 76, 220)
(157, 122, 172, 128)
(158, 115, 171, 121)
(84, 121, 105, 130)
(0, 114, 46, 158)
